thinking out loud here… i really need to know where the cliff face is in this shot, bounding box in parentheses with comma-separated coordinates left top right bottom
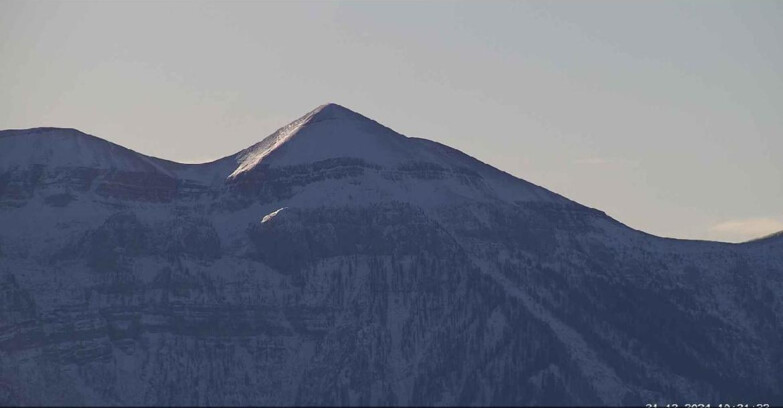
(1, 104, 781, 406)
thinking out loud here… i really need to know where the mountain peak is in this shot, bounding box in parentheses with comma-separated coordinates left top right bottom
(308, 103, 360, 121)
(302, 103, 383, 129)
(224, 103, 565, 205)
(229, 103, 404, 178)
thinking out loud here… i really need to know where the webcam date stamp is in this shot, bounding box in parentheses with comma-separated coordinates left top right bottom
(645, 404, 770, 408)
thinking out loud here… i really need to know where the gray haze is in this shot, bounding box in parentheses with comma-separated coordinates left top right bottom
(1, 0, 781, 242)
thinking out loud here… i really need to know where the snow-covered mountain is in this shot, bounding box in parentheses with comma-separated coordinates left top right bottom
(1, 104, 781, 406)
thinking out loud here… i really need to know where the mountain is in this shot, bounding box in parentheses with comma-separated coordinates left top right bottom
(0, 103, 781, 406)
(747, 230, 783, 245)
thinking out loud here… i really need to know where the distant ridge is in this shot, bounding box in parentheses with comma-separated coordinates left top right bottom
(746, 229, 783, 243)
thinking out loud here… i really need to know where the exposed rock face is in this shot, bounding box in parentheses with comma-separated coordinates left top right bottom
(0, 104, 781, 406)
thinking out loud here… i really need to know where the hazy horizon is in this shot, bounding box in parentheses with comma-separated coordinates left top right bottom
(1, 0, 781, 243)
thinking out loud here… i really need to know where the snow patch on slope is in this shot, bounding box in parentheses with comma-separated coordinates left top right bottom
(261, 207, 287, 224)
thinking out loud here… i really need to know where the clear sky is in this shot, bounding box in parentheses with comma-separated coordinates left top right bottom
(1, 1, 781, 243)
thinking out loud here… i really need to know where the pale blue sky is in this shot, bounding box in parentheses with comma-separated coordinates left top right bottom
(1, 1, 781, 242)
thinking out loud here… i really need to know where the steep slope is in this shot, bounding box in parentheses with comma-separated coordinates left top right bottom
(225, 103, 568, 207)
(0, 104, 781, 406)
